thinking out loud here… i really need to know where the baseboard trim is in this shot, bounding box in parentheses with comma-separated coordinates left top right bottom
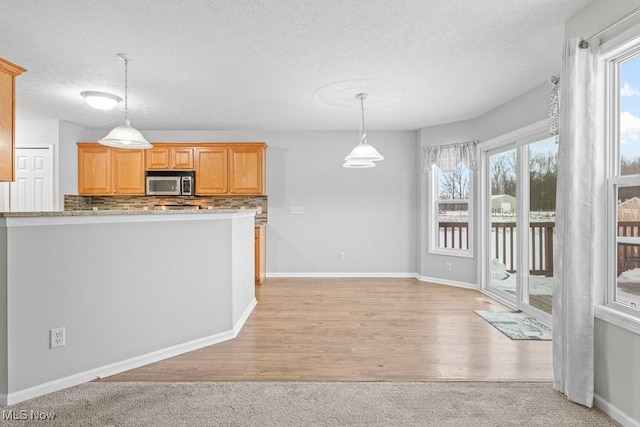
(267, 272, 418, 278)
(2, 299, 258, 406)
(233, 298, 257, 336)
(416, 275, 477, 290)
(594, 393, 640, 427)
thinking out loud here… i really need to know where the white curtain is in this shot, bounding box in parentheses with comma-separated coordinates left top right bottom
(552, 38, 600, 407)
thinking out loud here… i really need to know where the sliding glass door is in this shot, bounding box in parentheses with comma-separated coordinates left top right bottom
(484, 135, 557, 322)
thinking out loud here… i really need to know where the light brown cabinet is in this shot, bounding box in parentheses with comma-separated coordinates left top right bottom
(194, 143, 266, 196)
(77, 143, 145, 195)
(195, 147, 228, 195)
(146, 145, 194, 170)
(0, 57, 26, 182)
(255, 225, 266, 285)
(229, 146, 265, 195)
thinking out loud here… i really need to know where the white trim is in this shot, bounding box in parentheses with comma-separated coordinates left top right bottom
(478, 120, 548, 151)
(416, 275, 477, 290)
(233, 298, 257, 336)
(427, 166, 475, 257)
(0, 210, 255, 227)
(0, 298, 257, 406)
(428, 247, 474, 258)
(594, 393, 640, 427)
(267, 272, 418, 279)
(595, 304, 640, 335)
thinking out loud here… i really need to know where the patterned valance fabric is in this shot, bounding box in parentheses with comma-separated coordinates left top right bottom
(422, 140, 479, 173)
(549, 75, 560, 141)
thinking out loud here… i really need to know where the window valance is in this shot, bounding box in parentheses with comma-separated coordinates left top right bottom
(422, 140, 479, 174)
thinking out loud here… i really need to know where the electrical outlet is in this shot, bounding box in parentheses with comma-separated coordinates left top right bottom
(256, 206, 262, 215)
(445, 262, 452, 272)
(338, 251, 345, 261)
(50, 327, 65, 349)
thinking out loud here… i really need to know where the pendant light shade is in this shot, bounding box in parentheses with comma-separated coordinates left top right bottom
(342, 158, 376, 168)
(99, 53, 152, 150)
(344, 140, 384, 162)
(343, 93, 383, 168)
(99, 119, 152, 148)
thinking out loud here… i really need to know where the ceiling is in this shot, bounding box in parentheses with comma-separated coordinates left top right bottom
(0, 0, 591, 132)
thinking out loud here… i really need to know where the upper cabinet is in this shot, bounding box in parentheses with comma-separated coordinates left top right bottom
(146, 145, 194, 170)
(195, 146, 228, 195)
(77, 143, 145, 195)
(195, 143, 266, 196)
(77, 142, 266, 196)
(0, 57, 26, 182)
(229, 145, 265, 195)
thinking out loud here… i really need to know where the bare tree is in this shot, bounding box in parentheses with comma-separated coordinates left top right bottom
(490, 151, 517, 196)
(438, 164, 469, 200)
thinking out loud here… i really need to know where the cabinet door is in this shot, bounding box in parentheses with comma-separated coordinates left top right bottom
(112, 149, 145, 195)
(195, 147, 228, 195)
(229, 146, 264, 195)
(0, 58, 25, 183)
(78, 144, 111, 195)
(0, 72, 13, 182)
(146, 146, 170, 169)
(170, 147, 194, 169)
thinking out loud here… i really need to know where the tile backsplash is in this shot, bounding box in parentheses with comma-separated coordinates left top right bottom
(65, 194, 267, 225)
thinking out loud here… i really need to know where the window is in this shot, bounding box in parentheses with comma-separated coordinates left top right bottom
(430, 164, 472, 256)
(606, 41, 640, 315)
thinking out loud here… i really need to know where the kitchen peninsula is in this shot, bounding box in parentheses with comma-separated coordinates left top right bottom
(0, 209, 256, 404)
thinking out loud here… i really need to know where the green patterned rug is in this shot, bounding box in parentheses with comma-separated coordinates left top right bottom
(474, 310, 552, 340)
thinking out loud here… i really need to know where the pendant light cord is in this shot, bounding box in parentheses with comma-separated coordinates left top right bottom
(359, 93, 367, 145)
(123, 58, 129, 122)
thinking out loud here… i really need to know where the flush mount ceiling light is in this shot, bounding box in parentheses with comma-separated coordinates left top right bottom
(80, 91, 122, 110)
(343, 93, 383, 168)
(98, 53, 152, 149)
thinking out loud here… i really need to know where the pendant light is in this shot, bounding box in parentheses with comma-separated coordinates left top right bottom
(98, 53, 152, 149)
(343, 93, 383, 168)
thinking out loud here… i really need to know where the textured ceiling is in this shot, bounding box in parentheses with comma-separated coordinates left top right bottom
(0, 0, 591, 132)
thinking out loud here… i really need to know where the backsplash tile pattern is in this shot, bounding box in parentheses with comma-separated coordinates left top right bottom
(64, 195, 267, 226)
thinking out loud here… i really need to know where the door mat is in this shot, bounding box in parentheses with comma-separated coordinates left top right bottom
(474, 310, 552, 340)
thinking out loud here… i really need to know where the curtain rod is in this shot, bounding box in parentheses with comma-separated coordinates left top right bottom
(580, 6, 640, 48)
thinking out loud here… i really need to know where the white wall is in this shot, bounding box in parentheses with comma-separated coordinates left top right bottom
(1, 212, 254, 402)
(476, 82, 551, 142)
(87, 129, 420, 276)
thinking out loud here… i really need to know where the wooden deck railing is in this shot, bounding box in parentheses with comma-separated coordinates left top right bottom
(618, 221, 640, 272)
(438, 221, 555, 276)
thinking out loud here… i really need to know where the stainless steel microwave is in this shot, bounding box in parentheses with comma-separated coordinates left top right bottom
(145, 171, 195, 196)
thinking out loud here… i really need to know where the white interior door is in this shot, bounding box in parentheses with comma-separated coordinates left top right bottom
(10, 147, 54, 212)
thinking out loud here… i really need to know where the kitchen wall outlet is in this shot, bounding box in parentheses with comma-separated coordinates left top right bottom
(445, 262, 452, 272)
(50, 327, 65, 349)
(289, 206, 304, 215)
(338, 251, 345, 261)
(256, 206, 262, 214)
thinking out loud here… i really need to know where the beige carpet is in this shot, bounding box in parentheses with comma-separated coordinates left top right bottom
(0, 382, 617, 426)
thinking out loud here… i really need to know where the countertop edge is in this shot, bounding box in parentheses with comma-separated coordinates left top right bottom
(0, 209, 257, 227)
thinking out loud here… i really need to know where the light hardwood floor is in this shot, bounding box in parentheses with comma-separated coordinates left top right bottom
(101, 278, 552, 382)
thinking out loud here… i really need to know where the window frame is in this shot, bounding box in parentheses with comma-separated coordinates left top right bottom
(598, 29, 640, 334)
(428, 164, 474, 258)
